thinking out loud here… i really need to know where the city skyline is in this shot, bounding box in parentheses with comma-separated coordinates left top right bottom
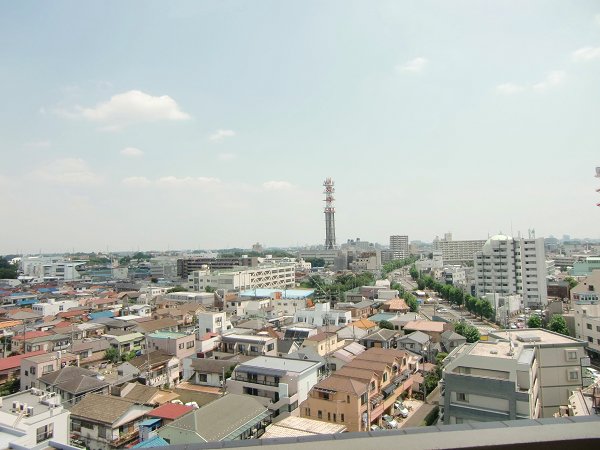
(1, 1, 600, 254)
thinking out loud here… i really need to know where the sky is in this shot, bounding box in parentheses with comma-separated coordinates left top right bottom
(1, 1, 600, 254)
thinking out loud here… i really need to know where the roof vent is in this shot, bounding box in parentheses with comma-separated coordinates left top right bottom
(490, 350, 498, 354)
(517, 333, 541, 343)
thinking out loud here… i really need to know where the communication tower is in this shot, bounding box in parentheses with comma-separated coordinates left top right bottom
(323, 178, 337, 250)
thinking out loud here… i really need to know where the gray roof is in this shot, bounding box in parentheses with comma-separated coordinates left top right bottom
(441, 330, 466, 342)
(399, 330, 431, 345)
(190, 358, 241, 374)
(129, 350, 176, 369)
(160, 394, 269, 441)
(362, 329, 397, 342)
(38, 366, 109, 395)
(70, 393, 145, 424)
(71, 338, 111, 353)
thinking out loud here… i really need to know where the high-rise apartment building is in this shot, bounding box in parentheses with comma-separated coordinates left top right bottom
(389, 235, 409, 260)
(474, 233, 547, 309)
(432, 234, 486, 265)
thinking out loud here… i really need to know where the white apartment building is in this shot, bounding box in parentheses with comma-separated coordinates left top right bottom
(390, 235, 409, 260)
(0, 389, 70, 450)
(442, 329, 588, 423)
(572, 270, 600, 359)
(165, 291, 215, 306)
(433, 235, 486, 265)
(31, 299, 80, 317)
(416, 251, 444, 272)
(474, 234, 548, 309)
(293, 302, 352, 327)
(188, 264, 295, 292)
(227, 356, 324, 417)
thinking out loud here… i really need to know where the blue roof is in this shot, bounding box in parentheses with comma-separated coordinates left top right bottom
(133, 436, 169, 448)
(16, 299, 39, 306)
(240, 288, 314, 299)
(37, 288, 58, 293)
(139, 418, 162, 427)
(89, 311, 115, 320)
(368, 312, 399, 322)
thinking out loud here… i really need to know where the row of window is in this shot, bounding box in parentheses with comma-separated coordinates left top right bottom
(305, 408, 345, 423)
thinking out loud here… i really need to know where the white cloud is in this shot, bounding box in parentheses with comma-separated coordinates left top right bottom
(572, 46, 600, 62)
(495, 83, 525, 95)
(120, 147, 144, 157)
(209, 129, 236, 142)
(396, 57, 428, 73)
(532, 71, 565, 92)
(122, 176, 151, 187)
(30, 158, 102, 185)
(262, 180, 293, 191)
(156, 176, 221, 188)
(64, 90, 190, 129)
(217, 153, 236, 161)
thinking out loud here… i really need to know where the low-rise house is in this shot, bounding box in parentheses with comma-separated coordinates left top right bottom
(0, 350, 45, 387)
(196, 311, 232, 334)
(92, 317, 137, 333)
(360, 329, 399, 349)
(146, 331, 196, 361)
(71, 339, 111, 365)
(184, 357, 243, 387)
(300, 347, 414, 431)
(115, 383, 179, 406)
(381, 298, 410, 314)
(20, 352, 78, 391)
(336, 300, 375, 320)
(134, 318, 178, 335)
(10, 331, 53, 354)
(228, 356, 324, 417)
(56, 308, 91, 323)
(440, 330, 467, 354)
(294, 302, 351, 327)
(103, 331, 145, 355)
(158, 394, 272, 443)
(32, 299, 79, 317)
(388, 312, 421, 331)
(260, 415, 346, 439)
(403, 320, 448, 343)
(37, 366, 110, 405)
(0, 389, 70, 449)
(397, 330, 440, 361)
(70, 393, 152, 450)
(146, 402, 193, 426)
(129, 351, 180, 388)
(347, 318, 378, 334)
(300, 331, 345, 356)
(219, 332, 278, 356)
(328, 342, 367, 371)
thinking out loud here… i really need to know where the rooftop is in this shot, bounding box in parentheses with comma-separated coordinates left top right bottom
(70, 393, 144, 424)
(237, 356, 321, 374)
(240, 288, 314, 299)
(148, 331, 189, 339)
(491, 329, 585, 345)
(148, 402, 194, 420)
(0, 389, 61, 417)
(467, 341, 517, 360)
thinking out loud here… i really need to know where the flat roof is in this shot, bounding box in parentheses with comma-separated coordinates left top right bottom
(468, 341, 516, 360)
(492, 329, 585, 345)
(240, 289, 315, 299)
(149, 331, 189, 339)
(239, 356, 320, 374)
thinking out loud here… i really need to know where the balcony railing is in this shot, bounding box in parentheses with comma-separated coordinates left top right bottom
(233, 375, 278, 387)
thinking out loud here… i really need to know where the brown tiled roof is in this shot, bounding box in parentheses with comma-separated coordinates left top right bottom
(70, 393, 141, 424)
(315, 375, 367, 396)
(135, 318, 178, 333)
(403, 320, 445, 332)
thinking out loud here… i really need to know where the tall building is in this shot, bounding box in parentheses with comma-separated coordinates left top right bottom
(432, 234, 486, 265)
(389, 235, 409, 260)
(572, 269, 600, 359)
(323, 178, 336, 250)
(474, 233, 547, 309)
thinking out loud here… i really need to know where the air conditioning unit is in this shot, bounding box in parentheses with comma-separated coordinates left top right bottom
(26, 406, 34, 416)
(12, 401, 20, 412)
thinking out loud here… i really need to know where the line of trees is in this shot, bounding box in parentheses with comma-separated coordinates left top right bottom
(300, 271, 376, 302)
(381, 255, 418, 277)
(527, 313, 570, 336)
(413, 270, 494, 321)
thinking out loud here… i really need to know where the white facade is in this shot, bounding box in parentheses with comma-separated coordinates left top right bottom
(433, 236, 486, 265)
(21, 257, 86, 281)
(31, 299, 80, 317)
(390, 235, 409, 260)
(188, 264, 295, 292)
(293, 302, 352, 327)
(474, 234, 547, 309)
(416, 251, 444, 272)
(0, 389, 70, 450)
(197, 311, 232, 334)
(572, 271, 600, 358)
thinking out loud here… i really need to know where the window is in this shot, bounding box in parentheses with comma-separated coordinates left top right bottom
(327, 412, 331, 421)
(341, 414, 345, 422)
(568, 370, 579, 381)
(186, 341, 194, 349)
(306, 408, 311, 416)
(318, 410, 322, 419)
(267, 343, 274, 352)
(589, 337, 594, 343)
(347, 395, 350, 403)
(30, 367, 36, 375)
(333, 413, 337, 422)
(198, 373, 208, 382)
(370, 381, 376, 391)
(565, 350, 578, 361)
(361, 393, 367, 405)
(383, 372, 388, 382)
(587, 324, 593, 330)
(36, 423, 53, 443)
(457, 393, 468, 402)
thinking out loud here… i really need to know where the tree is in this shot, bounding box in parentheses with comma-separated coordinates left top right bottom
(478, 299, 494, 321)
(167, 286, 187, 293)
(379, 320, 395, 330)
(417, 278, 426, 290)
(204, 286, 216, 293)
(564, 276, 578, 289)
(527, 315, 542, 328)
(548, 315, 570, 336)
(462, 325, 481, 343)
(405, 293, 419, 312)
(306, 258, 326, 268)
(0, 257, 18, 279)
(105, 347, 120, 363)
(409, 265, 419, 281)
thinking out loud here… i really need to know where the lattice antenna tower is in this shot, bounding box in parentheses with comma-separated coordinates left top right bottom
(323, 178, 337, 250)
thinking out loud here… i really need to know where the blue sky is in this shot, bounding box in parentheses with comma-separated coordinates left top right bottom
(1, 1, 599, 254)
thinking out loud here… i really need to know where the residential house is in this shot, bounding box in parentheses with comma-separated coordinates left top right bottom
(0, 389, 70, 450)
(300, 332, 345, 356)
(129, 351, 180, 388)
(71, 339, 111, 365)
(228, 356, 324, 417)
(440, 330, 467, 354)
(219, 332, 278, 357)
(37, 366, 109, 406)
(146, 403, 193, 427)
(0, 350, 45, 387)
(397, 331, 440, 361)
(146, 331, 195, 360)
(31, 299, 79, 317)
(388, 312, 421, 331)
(183, 357, 244, 388)
(294, 302, 351, 327)
(360, 329, 399, 349)
(115, 383, 178, 406)
(158, 394, 272, 443)
(20, 352, 78, 391)
(347, 318, 378, 334)
(134, 318, 179, 335)
(103, 331, 144, 355)
(300, 347, 414, 432)
(403, 320, 448, 343)
(328, 342, 367, 372)
(336, 300, 375, 320)
(381, 298, 410, 314)
(70, 393, 152, 450)
(196, 311, 232, 334)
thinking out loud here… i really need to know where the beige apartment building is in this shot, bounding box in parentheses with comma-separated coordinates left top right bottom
(572, 270, 600, 360)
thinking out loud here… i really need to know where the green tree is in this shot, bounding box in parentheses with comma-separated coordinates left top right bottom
(167, 286, 187, 293)
(478, 299, 494, 320)
(204, 286, 216, 293)
(417, 278, 426, 290)
(409, 265, 419, 281)
(105, 347, 120, 363)
(405, 293, 419, 312)
(564, 276, 578, 289)
(378, 320, 395, 330)
(527, 315, 542, 328)
(462, 325, 481, 343)
(306, 258, 326, 268)
(0, 257, 18, 279)
(548, 315, 570, 336)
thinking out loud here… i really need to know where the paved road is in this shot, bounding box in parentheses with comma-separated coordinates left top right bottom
(400, 386, 440, 428)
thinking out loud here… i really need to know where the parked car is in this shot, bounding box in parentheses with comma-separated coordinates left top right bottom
(437, 308, 449, 313)
(394, 401, 409, 418)
(382, 414, 398, 429)
(370, 424, 382, 431)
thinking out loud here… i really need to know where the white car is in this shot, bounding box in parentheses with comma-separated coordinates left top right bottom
(394, 401, 409, 418)
(437, 308, 448, 313)
(370, 424, 382, 431)
(382, 414, 398, 429)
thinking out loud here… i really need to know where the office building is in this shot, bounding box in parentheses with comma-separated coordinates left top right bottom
(390, 235, 409, 260)
(188, 264, 295, 292)
(433, 235, 486, 265)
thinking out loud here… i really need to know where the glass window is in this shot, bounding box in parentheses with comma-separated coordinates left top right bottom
(36, 423, 54, 443)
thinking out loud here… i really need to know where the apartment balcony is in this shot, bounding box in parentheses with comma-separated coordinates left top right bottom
(233, 375, 279, 387)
